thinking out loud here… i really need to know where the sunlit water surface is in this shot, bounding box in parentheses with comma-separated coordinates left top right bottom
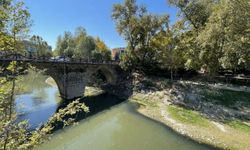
(15, 71, 216, 150)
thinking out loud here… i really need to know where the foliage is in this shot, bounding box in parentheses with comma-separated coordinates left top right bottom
(74, 27, 95, 59)
(197, 0, 250, 71)
(168, 0, 213, 31)
(0, 61, 25, 150)
(201, 88, 250, 107)
(19, 99, 89, 150)
(93, 37, 111, 61)
(0, 70, 89, 149)
(0, 0, 31, 53)
(55, 31, 75, 58)
(28, 35, 52, 57)
(0, 1, 32, 149)
(119, 50, 137, 70)
(151, 24, 185, 80)
(55, 27, 111, 61)
(112, 0, 169, 71)
(113, 0, 250, 75)
(169, 0, 250, 75)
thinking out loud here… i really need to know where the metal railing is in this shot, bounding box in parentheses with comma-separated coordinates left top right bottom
(0, 54, 119, 65)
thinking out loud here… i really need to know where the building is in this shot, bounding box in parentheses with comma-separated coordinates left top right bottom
(111, 47, 125, 61)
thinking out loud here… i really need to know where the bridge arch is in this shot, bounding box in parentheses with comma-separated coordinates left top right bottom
(42, 64, 119, 100)
(88, 65, 117, 85)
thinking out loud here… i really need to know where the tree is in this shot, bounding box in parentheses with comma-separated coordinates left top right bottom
(95, 37, 108, 53)
(94, 37, 111, 61)
(0, 0, 12, 51)
(168, 0, 213, 31)
(197, 0, 250, 72)
(55, 27, 97, 60)
(29, 35, 52, 57)
(55, 35, 62, 55)
(0, 0, 31, 149)
(112, 0, 169, 71)
(74, 27, 87, 58)
(6, 0, 32, 53)
(74, 35, 95, 60)
(74, 27, 95, 60)
(55, 31, 75, 58)
(167, 0, 215, 73)
(168, 0, 250, 75)
(151, 24, 184, 81)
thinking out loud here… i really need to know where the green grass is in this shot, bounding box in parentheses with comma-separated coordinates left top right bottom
(226, 120, 250, 133)
(201, 88, 250, 107)
(168, 105, 210, 127)
(131, 94, 158, 108)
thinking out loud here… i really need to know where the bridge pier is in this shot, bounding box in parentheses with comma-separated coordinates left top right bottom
(50, 71, 89, 100)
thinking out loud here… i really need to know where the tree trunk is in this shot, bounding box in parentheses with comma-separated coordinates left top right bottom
(171, 68, 173, 81)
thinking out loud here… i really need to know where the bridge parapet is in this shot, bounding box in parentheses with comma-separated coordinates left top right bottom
(0, 54, 119, 65)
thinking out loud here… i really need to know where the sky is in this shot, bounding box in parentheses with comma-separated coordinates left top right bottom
(24, 0, 178, 50)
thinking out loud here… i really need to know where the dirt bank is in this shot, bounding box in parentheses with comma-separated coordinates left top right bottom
(129, 74, 250, 150)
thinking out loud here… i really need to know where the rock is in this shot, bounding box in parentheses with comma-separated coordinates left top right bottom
(169, 89, 174, 94)
(141, 90, 146, 94)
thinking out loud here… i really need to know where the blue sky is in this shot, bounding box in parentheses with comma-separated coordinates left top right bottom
(24, 0, 178, 50)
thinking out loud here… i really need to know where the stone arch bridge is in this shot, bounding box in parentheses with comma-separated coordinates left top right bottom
(0, 56, 128, 100)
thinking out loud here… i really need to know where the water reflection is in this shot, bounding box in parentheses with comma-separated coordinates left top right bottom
(15, 70, 61, 130)
(16, 87, 59, 114)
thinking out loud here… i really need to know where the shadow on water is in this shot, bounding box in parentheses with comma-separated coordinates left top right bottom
(39, 97, 220, 150)
(51, 93, 127, 131)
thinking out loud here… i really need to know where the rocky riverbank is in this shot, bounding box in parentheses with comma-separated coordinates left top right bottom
(129, 73, 250, 150)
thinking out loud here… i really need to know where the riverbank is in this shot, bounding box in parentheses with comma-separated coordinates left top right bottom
(45, 75, 250, 149)
(129, 74, 250, 150)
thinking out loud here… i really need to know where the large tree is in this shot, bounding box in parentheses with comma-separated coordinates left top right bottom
(112, 0, 169, 70)
(197, 0, 250, 72)
(168, 0, 213, 31)
(151, 23, 185, 81)
(169, 0, 250, 74)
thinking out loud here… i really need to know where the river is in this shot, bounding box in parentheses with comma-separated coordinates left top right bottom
(15, 71, 216, 150)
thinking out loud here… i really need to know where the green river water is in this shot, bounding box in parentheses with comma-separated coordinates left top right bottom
(16, 71, 216, 150)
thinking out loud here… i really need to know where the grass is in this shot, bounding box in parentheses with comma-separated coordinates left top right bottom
(201, 88, 250, 107)
(225, 120, 250, 133)
(131, 94, 158, 108)
(167, 105, 210, 127)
